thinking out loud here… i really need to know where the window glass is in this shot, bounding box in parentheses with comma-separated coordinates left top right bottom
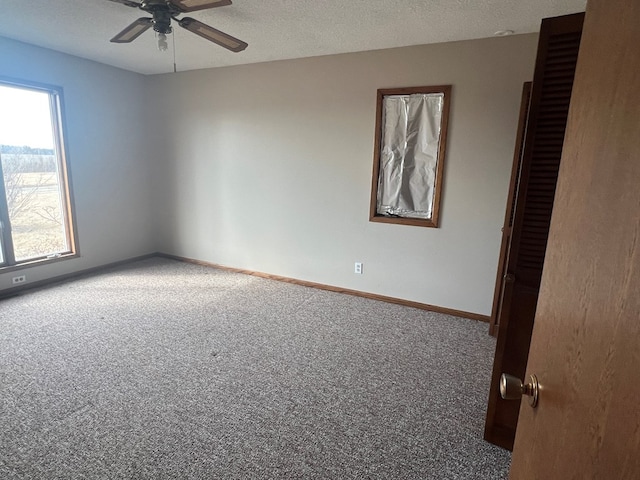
(0, 80, 76, 268)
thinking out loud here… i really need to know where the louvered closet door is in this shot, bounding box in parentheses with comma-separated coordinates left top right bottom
(484, 12, 584, 451)
(489, 82, 532, 337)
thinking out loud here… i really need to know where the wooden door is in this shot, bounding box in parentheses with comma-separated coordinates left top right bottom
(484, 13, 584, 451)
(509, 0, 640, 477)
(488, 81, 531, 338)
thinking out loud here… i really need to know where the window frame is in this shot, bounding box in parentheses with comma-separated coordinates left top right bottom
(0, 77, 78, 271)
(369, 85, 451, 228)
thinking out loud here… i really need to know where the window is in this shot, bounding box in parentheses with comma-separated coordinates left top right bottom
(369, 85, 451, 228)
(0, 79, 77, 269)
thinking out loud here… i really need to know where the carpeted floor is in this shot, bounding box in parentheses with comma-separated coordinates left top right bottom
(0, 257, 510, 479)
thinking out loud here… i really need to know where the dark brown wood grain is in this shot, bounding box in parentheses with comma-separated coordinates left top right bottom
(489, 82, 532, 337)
(484, 12, 584, 451)
(510, 0, 640, 476)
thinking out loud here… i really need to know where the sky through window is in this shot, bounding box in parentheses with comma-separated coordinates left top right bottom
(0, 85, 54, 149)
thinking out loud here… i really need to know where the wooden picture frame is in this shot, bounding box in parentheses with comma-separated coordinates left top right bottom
(369, 85, 451, 228)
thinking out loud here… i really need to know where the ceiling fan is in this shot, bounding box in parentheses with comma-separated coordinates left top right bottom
(108, 0, 247, 53)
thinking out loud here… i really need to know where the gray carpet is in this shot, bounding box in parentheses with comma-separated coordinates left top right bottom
(0, 257, 510, 479)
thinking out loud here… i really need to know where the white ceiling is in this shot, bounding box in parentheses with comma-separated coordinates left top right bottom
(0, 0, 586, 75)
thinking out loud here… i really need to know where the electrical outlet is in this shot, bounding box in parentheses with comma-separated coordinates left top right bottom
(354, 262, 363, 274)
(12, 275, 26, 285)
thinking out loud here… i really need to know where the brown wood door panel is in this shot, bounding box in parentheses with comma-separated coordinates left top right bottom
(484, 12, 584, 451)
(510, 0, 640, 476)
(489, 82, 531, 338)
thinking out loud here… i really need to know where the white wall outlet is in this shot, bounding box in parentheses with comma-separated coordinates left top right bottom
(12, 275, 26, 285)
(354, 262, 363, 274)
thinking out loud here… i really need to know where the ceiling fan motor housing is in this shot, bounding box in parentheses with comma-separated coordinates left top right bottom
(141, 1, 181, 34)
(152, 10, 173, 34)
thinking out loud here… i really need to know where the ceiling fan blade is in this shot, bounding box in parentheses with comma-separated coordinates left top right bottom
(111, 18, 153, 43)
(179, 17, 247, 52)
(170, 0, 232, 12)
(107, 0, 142, 8)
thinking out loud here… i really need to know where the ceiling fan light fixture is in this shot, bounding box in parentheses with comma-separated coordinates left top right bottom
(152, 22, 173, 34)
(157, 32, 169, 51)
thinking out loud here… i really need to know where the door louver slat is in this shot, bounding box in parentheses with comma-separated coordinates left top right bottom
(515, 32, 582, 282)
(484, 12, 584, 452)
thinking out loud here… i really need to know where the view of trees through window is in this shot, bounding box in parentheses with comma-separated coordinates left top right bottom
(0, 82, 75, 267)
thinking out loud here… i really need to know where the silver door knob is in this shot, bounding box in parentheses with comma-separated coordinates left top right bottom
(500, 373, 539, 407)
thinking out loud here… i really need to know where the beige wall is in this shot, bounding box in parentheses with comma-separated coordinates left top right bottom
(148, 34, 538, 316)
(0, 37, 155, 290)
(0, 34, 537, 316)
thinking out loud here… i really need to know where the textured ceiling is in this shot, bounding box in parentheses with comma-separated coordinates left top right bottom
(0, 0, 586, 75)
